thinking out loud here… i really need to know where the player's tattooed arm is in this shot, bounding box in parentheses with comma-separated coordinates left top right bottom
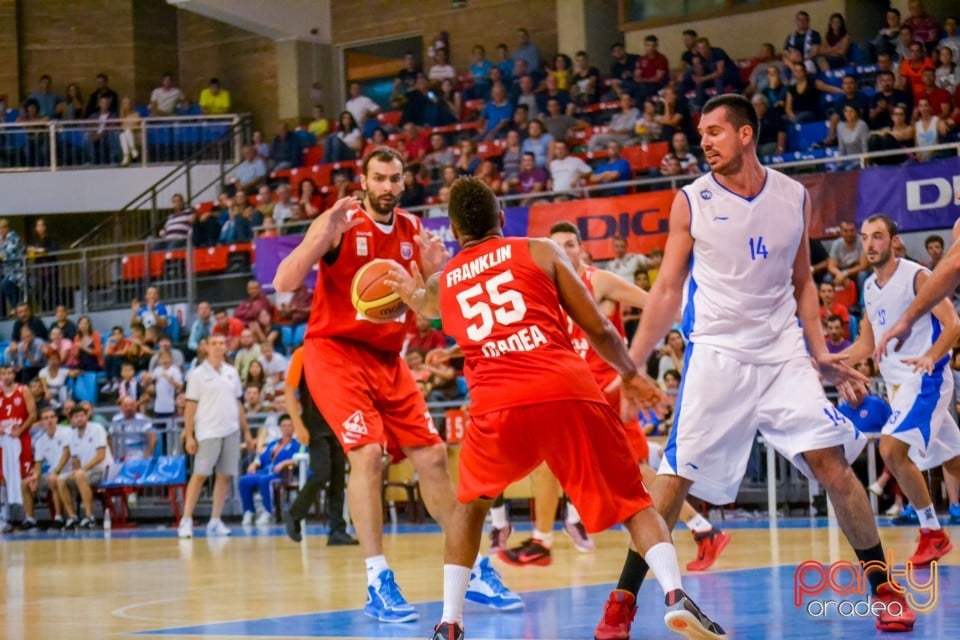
(385, 262, 442, 319)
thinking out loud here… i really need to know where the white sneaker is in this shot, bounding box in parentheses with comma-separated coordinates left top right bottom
(868, 482, 884, 497)
(255, 510, 273, 526)
(242, 511, 255, 526)
(884, 504, 901, 517)
(206, 519, 231, 537)
(177, 517, 193, 539)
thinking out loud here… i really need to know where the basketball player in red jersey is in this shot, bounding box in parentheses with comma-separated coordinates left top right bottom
(273, 148, 520, 623)
(0, 364, 38, 533)
(386, 178, 727, 640)
(500, 222, 730, 579)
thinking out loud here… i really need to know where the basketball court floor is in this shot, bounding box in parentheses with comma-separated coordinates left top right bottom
(2, 519, 957, 639)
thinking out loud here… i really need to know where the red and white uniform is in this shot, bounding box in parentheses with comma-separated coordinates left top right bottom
(566, 266, 649, 462)
(302, 206, 441, 459)
(439, 237, 651, 533)
(0, 384, 33, 505)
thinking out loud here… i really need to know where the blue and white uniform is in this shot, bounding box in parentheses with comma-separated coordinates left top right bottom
(663, 169, 859, 504)
(863, 259, 960, 470)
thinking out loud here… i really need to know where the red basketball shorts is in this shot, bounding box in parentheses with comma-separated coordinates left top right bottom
(303, 337, 442, 461)
(458, 399, 652, 533)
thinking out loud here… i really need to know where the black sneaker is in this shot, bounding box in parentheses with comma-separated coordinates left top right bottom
(430, 621, 464, 640)
(64, 517, 79, 530)
(19, 519, 38, 531)
(663, 589, 727, 639)
(48, 518, 65, 531)
(497, 538, 552, 567)
(282, 510, 302, 543)
(79, 517, 95, 529)
(328, 530, 359, 546)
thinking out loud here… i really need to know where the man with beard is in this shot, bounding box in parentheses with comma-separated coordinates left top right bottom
(273, 147, 521, 624)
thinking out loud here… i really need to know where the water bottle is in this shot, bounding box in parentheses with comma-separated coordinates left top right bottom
(103, 508, 112, 531)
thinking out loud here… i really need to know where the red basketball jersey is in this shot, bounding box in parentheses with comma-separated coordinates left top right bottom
(0, 384, 30, 436)
(439, 237, 605, 414)
(567, 266, 625, 386)
(305, 206, 422, 353)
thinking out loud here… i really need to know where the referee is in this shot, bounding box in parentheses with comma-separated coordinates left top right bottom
(282, 346, 357, 545)
(178, 334, 254, 539)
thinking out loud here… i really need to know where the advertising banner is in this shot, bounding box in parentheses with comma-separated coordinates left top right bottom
(856, 157, 960, 232)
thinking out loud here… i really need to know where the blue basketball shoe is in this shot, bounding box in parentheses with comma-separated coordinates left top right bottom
(464, 557, 524, 611)
(364, 569, 419, 623)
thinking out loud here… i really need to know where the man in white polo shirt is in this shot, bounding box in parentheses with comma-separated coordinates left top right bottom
(57, 405, 113, 530)
(178, 334, 254, 539)
(21, 407, 71, 531)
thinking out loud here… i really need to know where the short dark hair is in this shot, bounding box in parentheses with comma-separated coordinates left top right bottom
(362, 146, 404, 176)
(40, 74, 51, 82)
(40, 406, 58, 417)
(644, 35, 658, 44)
(663, 369, 681, 383)
(162, 71, 173, 78)
(279, 413, 292, 423)
(925, 234, 945, 248)
(209, 77, 220, 85)
(549, 221, 580, 240)
(682, 29, 697, 37)
(864, 214, 899, 237)
(702, 94, 759, 143)
(878, 69, 895, 79)
(521, 151, 536, 160)
(96, 73, 108, 81)
(610, 42, 624, 51)
(888, 8, 900, 18)
(448, 177, 500, 239)
(825, 314, 844, 326)
(796, 10, 809, 19)
(69, 405, 88, 416)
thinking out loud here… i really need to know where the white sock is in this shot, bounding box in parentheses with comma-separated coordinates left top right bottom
(916, 504, 941, 531)
(365, 555, 389, 585)
(490, 505, 508, 529)
(685, 513, 712, 533)
(644, 542, 683, 593)
(441, 564, 473, 624)
(533, 529, 553, 549)
(566, 502, 582, 525)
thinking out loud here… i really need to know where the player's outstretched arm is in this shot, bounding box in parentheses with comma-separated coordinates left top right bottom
(839, 312, 876, 367)
(592, 268, 649, 310)
(877, 244, 960, 360)
(273, 196, 362, 292)
(901, 269, 960, 374)
(628, 191, 692, 367)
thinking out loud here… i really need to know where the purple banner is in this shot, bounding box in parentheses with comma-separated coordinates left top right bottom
(421, 207, 532, 256)
(856, 156, 960, 232)
(253, 236, 314, 293)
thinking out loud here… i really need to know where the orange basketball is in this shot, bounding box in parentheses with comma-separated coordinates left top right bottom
(351, 259, 409, 322)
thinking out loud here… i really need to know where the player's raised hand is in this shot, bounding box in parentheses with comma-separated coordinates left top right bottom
(816, 353, 869, 404)
(306, 196, 362, 244)
(384, 260, 425, 308)
(416, 229, 449, 276)
(874, 317, 913, 363)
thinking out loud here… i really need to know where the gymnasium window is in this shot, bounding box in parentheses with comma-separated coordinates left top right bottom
(620, 0, 807, 29)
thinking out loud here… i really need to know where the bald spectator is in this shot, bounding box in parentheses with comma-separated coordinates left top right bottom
(234, 281, 274, 328)
(110, 397, 157, 460)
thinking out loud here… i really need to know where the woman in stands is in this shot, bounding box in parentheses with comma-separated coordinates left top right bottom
(60, 83, 84, 120)
(455, 139, 481, 176)
(914, 97, 947, 161)
(656, 85, 691, 142)
(817, 13, 851, 71)
(551, 53, 572, 92)
(361, 127, 388, 158)
(935, 46, 957, 93)
(837, 104, 870, 156)
(323, 111, 362, 162)
(785, 63, 823, 124)
(399, 168, 426, 209)
(297, 178, 320, 218)
(761, 66, 789, 114)
(867, 105, 914, 164)
(118, 97, 140, 166)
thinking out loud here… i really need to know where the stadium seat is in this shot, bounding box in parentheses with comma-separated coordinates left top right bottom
(101, 458, 154, 488)
(787, 121, 829, 152)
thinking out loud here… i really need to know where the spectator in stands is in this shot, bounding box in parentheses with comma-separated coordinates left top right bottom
(258, 339, 288, 389)
(150, 350, 182, 420)
(499, 129, 523, 183)
(492, 42, 513, 85)
(551, 53, 572, 91)
(837, 105, 870, 156)
(678, 29, 698, 69)
(270, 123, 302, 172)
(110, 396, 156, 460)
(657, 330, 686, 382)
(245, 361, 269, 399)
(436, 78, 462, 126)
(39, 350, 68, 410)
(871, 8, 902, 61)
(6, 325, 46, 382)
(665, 132, 699, 173)
(20, 407, 69, 530)
(199, 78, 231, 115)
(514, 74, 541, 119)
(102, 326, 130, 390)
(271, 185, 296, 227)
(48, 306, 75, 341)
(149, 335, 185, 372)
(548, 140, 592, 200)
(423, 132, 455, 178)
(12, 303, 47, 341)
(401, 73, 437, 127)
(784, 10, 821, 71)
(824, 315, 852, 354)
(480, 81, 514, 141)
(507, 104, 531, 141)
(609, 42, 639, 95)
(695, 36, 742, 93)
(402, 122, 430, 164)
(589, 92, 639, 150)
(745, 45, 784, 97)
(28, 74, 62, 119)
(826, 221, 866, 308)
(345, 82, 380, 130)
(230, 146, 267, 196)
(399, 168, 426, 209)
(426, 185, 451, 218)
(251, 131, 270, 165)
(520, 119, 553, 168)
(656, 85, 691, 141)
(58, 404, 112, 529)
(914, 97, 947, 159)
(508, 151, 547, 204)
(513, 28, 541, 73)
(71, 315, 103, 373)
(249, 307, 281, 351)
(589, 140, 632, 196)
(239, 413, 298, 526)
(475, 159, 502, 194)
(306, 105, 329, 139)
(818, 281, 851, 332)
(899, 41, 935, 97)
(427, 47, 456, 83)
(936, 46, 958, 94)
(85, 95, 120, 164)
(751, 95, 787, 157)
(234, 280, 274, 330)
(431, 164, 458, 198)
(542, 96, 585, 143)
(680, 54, 709, 103)
(601, 235, 646, 282)
(117, 97, 141, 166)
(868, 104, 914, 162)
(785, 62, 823, 123)
(124, 323, 153, 372)
(193, 205, 223, 247)
(323, 111, 362, 163)
(632, 35, 670, 104)
(393, 51, 421, 103)
(816, 13, 851, 71)
(916, 67, 953, 118)
(571, 50, 601, 107)
(659, 154, 683, 177)
(538, 73, 574, 117)
(84, 73, 118, 117)
(157, 194, 194, 247)
(132, 286, 169, 332)
(117, 362, 146, 412)
(233, 329, 261, 381)
(904, 0, 940, 53)
(61, 83, 84, 120)
(297, 179, 321, 219)
(466, 45, 493, 100)
(869, 70, 913, 129)
(149, 72, 183, 116)
(408, 315, 446, 354)
(188, 301, 214, 353)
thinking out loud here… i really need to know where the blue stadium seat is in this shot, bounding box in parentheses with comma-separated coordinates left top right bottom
(140, 455, 187, 486)
(788, 121, 829, 152)
(101, 458, 154, 488)
(134, 105, 150, 118)
(4, 109, 19, 122)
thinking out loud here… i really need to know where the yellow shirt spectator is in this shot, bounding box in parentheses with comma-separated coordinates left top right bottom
(308, 118, 329, 137)
(199, 80, 231, 114)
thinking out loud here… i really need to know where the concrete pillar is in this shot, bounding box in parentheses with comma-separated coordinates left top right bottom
(275, 38, 334, 125)
(556, 0, 620, 67)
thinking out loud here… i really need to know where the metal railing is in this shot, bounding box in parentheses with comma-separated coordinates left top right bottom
(0, 114, 245, 172)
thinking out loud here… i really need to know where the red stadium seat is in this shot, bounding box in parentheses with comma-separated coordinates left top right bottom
(378, 111, 403, 128)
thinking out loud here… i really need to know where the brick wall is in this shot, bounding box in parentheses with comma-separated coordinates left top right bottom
(0, 0, 19, 110)
(331, 0, 558, 79)
(177, 9, 278, 133)
(17, 0, 136, 108)
(132, 0, 179, 106)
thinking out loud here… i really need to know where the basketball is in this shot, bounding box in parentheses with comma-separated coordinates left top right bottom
(351, 259, 409, 322)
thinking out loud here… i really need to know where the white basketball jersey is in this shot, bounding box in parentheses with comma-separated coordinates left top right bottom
(680, 169, 807, 364)
(863, 259, 946, 385)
